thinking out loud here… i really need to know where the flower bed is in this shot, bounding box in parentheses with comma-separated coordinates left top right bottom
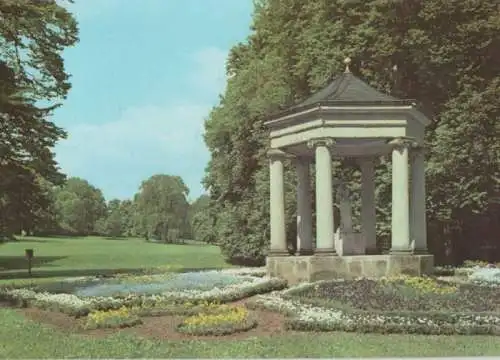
(176, 305, 257, 336)
(433, 261, 500, 278)
(0, 272, 286, 318)
(30, 268, 267, 297)
(247, 277, 500, 336)
(131, 300, 232, 317)
(84, 306, 142, 330)
(285, 276, 500, 313)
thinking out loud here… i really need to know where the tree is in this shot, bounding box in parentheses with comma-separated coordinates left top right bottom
(134, 175, 190, 243)
(118, 200, 136, 237)
(95, 199, 123, 238)
(189, 194, 216, 244)
(204, 0, 500, 264)
(0, 0, 78, 239)
(54, 177, 107, 235)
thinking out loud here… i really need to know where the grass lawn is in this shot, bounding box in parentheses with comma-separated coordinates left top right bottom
(0, 308, 499, 358)
(1, 236, 499, 358)
(0, 236, 229, 285)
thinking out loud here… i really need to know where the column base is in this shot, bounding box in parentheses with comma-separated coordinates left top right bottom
(390, 248, 413, 255)
(296, 249, 314, 256)
(268, 249, 289, 256)
(314, 248, 337, 256)
(413, 248, 428, 255)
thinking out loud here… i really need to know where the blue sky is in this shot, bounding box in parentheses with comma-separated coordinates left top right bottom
(53, 0, 253, 201)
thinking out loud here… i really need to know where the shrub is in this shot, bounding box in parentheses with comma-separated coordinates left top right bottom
(84, 306, 142, 330)
(176, 305, 257, 336)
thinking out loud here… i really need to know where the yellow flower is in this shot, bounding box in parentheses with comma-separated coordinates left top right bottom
(383, 275, 456, 294)
(183, 305, 248, 327)
(88, 306, 131, 323)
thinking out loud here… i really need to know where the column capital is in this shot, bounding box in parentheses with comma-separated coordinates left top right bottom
(267, 148, 294, 160)
(388, 137, 419, 152)
(306, 137, 335, 149)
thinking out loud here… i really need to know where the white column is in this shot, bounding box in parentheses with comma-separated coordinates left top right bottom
(295, 158, 313, 255)
(411, 146, 427, 253)
(308, 138, 336, 255)
(359, 157, 377, 254)
(390, 138, 411, 253)
(269, 149, 287, 255)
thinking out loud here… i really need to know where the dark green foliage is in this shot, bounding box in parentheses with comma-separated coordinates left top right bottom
(189, 195, 216, 244)
(96, 199, 137, 238)
(203, 0, 500, 264)
(53, 177, 107, 236)
(0, 0, 78, 239)
(133, 175, 190, 243)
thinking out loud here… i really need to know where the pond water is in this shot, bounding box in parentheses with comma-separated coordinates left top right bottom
(71, 272, 254, 297)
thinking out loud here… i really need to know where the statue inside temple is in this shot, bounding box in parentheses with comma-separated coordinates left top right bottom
(334, 178, 365, 255)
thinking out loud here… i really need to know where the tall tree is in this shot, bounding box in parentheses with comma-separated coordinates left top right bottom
(118, 199, 137, 237)
(134, 175, 190, 243)
(204, 0, 500, 264)
(0, 0, 78, 239)
(54, 177, 106, 235)
(189, 194, 216, 244)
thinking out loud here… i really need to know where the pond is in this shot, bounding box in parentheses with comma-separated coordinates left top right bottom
(39, 271, 255, 297)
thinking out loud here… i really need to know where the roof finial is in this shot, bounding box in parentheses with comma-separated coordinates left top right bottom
(344, 57, 351, 73)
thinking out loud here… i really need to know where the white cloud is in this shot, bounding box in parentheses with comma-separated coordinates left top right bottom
(55, 103, 211, 199)
(55, 47, 228, 199)
(56, 103, 208, 167)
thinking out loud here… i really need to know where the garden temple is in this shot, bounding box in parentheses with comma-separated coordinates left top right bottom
(265, 58, 434, 284)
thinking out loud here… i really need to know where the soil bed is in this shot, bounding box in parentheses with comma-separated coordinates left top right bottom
(14, 303, 288, 340)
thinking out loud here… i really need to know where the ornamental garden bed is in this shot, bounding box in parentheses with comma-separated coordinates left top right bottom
(249, 275, 500, 336)
(286, 276, 500, 313)
(3, 266, 500, 338)
(0, 268, 284, 317)
(0, 268, 288, 339)
(14, 300, 287, 340)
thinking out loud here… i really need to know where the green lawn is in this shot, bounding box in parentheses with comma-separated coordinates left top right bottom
(1, 236, 499, 358)
(0, 308, 499, 358)
(0, 236, 229, 285)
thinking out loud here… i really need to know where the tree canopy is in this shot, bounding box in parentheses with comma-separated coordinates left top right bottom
(53, 177, 106, 235)
(189, 194, 216, 244)
(203, 0, 500, 264)
(134, 175, 191, 243)
(0, 0, 78, 239)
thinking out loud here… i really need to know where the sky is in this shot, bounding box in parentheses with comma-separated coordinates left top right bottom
(52, 0, 253, 202)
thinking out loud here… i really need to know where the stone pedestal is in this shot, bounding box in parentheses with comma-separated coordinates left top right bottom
(266, 254, 434, 285)
(334, 230, 366, 256)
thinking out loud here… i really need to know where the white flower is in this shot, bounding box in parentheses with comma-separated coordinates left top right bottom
(469, 268, 500, 286)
